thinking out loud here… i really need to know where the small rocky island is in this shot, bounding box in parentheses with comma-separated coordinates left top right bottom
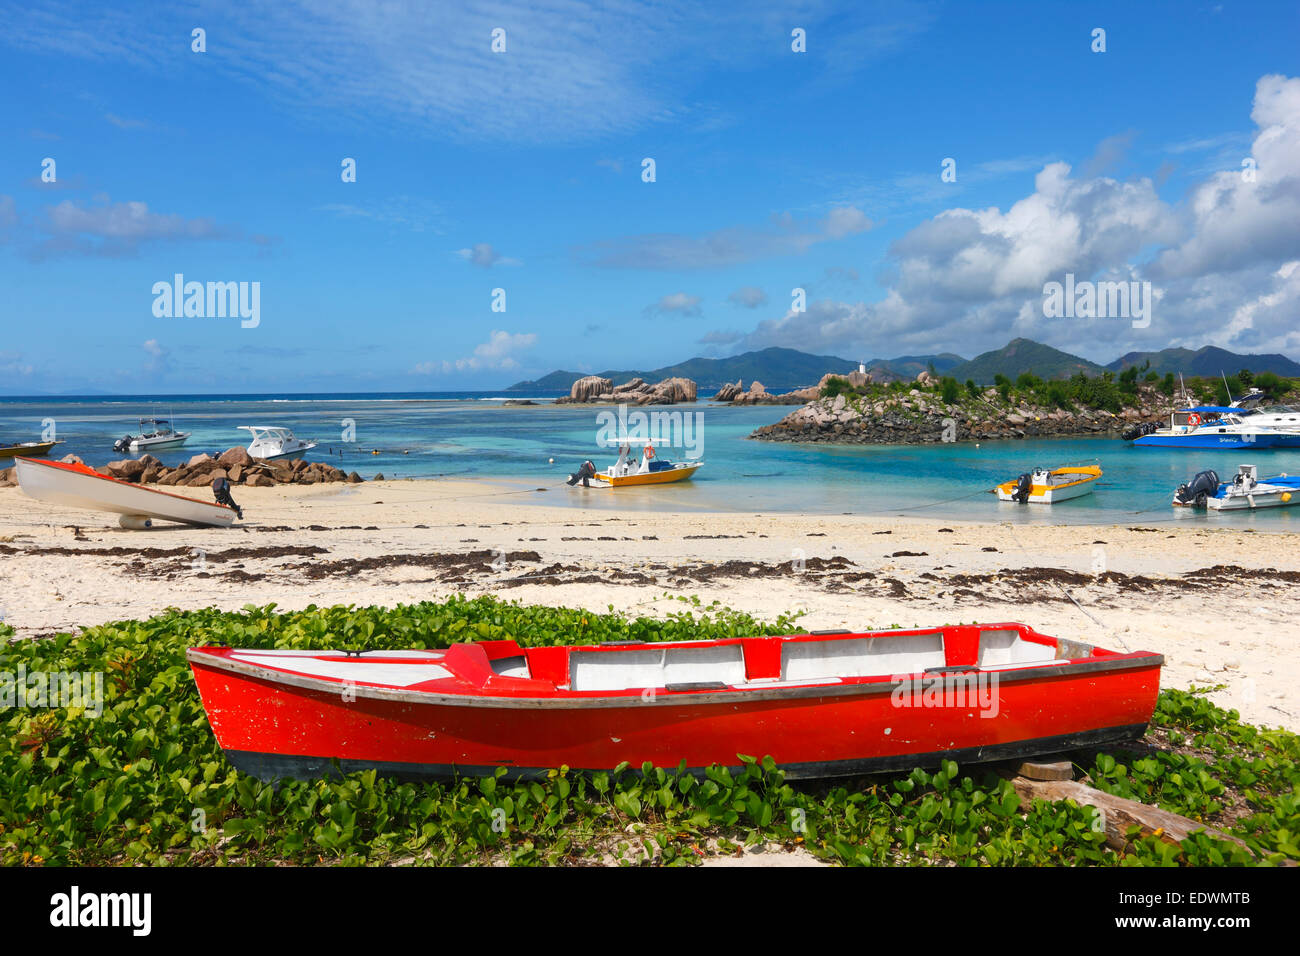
(750, 370, 1176, 444)
(556, 373, 828, 405)
(556, 375, 698, 405)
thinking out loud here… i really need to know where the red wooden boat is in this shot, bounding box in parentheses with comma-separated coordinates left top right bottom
(187, 624, 1163, 781)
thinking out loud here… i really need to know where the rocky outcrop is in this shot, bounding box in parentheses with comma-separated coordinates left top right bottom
(556, 376, 698, 405)
(751, 390, 1174, 445)
(568, 376, 614, 402)
(717, 370, 874, 406)
(88, 448, 364, 487)
(712, 380, 743, 402)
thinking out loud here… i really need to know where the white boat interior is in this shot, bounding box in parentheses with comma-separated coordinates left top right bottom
(602, 442, 695, 479)
(566, 628, 1068, 692)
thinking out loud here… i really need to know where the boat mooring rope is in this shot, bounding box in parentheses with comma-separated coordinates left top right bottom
(887, 487, 998, 513)
(1004, 523, 1131, 652)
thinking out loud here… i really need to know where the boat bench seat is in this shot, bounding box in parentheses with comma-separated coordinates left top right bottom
(781, 635, 946, 680)
(976, 629, 1056, 666)
(570, 644, 746, 692)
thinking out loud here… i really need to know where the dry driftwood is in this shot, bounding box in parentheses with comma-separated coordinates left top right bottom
(1009, 774, 1293, 863)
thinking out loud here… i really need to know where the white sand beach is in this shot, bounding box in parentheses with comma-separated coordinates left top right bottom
(1, 477, 1296, 732)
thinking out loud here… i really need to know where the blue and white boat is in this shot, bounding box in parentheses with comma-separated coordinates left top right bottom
(1131, 406, 1300, 449)
(1173, 464, 1300, 510)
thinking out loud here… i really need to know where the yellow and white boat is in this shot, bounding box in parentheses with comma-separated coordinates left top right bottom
(0, 440, 63, 459)
(594, 443, 703, 487)
(995, 464, 1102, 504)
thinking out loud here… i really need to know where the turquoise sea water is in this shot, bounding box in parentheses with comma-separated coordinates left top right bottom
(4, 394, 1300, 528)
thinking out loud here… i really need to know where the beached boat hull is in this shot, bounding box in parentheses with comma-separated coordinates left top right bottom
(0, 440, 62, 459)
(188, 625, 1162, 781)
(595, 462, 702, 487)
(15, 457, 236, 527)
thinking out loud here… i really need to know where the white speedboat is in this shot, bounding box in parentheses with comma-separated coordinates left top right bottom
(239, 426, 317, 461)
(113, 418, 191, 454)
(15, 457, 236, 528)
(1174, 464, 1300, 511)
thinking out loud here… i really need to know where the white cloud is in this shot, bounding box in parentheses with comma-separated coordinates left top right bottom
(645, 292, 702, 316)
(455, 243, 519, 268)
(0, 2, 937, 144)
(0, 351, 34, 377)
(28, 196, 251, 258)
(579, 205, 872, 270)
(743, 75, 1300, 362)
(104, 112, 147, 130)
(415, 330, 537, 375)
(320, 196, 446, 233)
(727, 286, 767, 308)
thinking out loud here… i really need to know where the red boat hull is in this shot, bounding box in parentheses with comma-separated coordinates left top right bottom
(189, 628, 1162, 780)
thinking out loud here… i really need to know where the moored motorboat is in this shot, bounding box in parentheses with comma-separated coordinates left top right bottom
(113, 418, 191, 454)
(1173, 464, 1300, 511)
(1130, 406, 1300, 449)
(187, 623, 1162, 782)
(0, 440, 64, 459)
(995, 464, 1102, 503)
(593, 442, 702, 487)
(239, 425, 317, 461)
(15, 456, 237, 528)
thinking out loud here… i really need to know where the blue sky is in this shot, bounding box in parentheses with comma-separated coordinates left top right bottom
(1, 0, 1298, 393)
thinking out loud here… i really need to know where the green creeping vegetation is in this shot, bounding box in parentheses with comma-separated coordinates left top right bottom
(820, 366, 1297, 417)
(1, 599, 1296, 866)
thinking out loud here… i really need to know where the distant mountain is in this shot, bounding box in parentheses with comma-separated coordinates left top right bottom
(510, 339, 1300, 394)
(507, 347, 861, 391)
(1107, 346, 1300, 378)
(949, 339, 1105, 383)
(863, 352, 966, 382)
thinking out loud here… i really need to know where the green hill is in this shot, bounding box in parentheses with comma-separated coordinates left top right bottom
(507, 347, 861, 391)
(948, 339, 1105, 384)
(1107, 346, 1300, 378)
(863, 352, 966, 382)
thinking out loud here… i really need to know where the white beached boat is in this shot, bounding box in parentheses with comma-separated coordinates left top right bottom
(995, 465, 1102, 504)
(15, 457, 237, 528)
(239, 426, 317, 461)
(1173, 464, 1300, 511)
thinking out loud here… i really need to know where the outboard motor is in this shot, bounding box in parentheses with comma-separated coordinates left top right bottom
(1012, 472, 1032, 503)
(113, 435, 132, 453)
(1173, 469, 1220, 508)
(566, 460, 597, 487)
(212, 476, 243, 519)
(1122, 421, 1160, 442)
